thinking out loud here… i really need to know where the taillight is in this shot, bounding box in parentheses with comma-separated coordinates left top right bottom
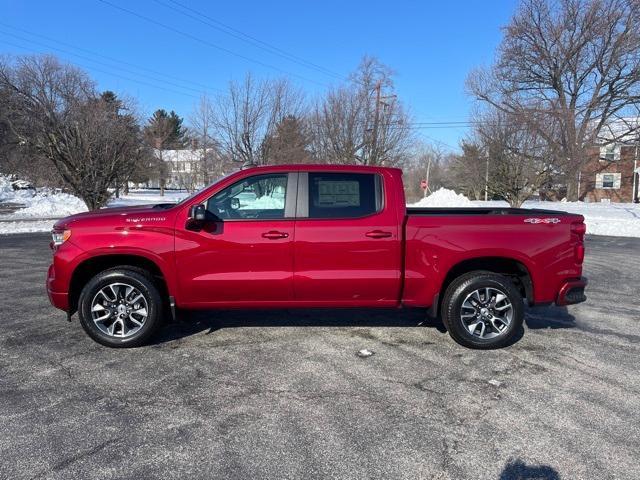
(571, 222, 586, 240)
(571, 222, 586, 264)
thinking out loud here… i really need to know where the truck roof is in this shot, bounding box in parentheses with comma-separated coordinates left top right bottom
(240, 164, 403, 175)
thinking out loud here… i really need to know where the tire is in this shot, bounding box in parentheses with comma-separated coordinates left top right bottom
(78, 267, 163, 348)
(441, 271, 524, 349)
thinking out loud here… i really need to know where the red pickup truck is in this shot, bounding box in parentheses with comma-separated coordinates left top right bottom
(47, 165, 587, 349)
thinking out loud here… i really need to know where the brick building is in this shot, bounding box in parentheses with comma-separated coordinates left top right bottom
(579, 120, 640, 203)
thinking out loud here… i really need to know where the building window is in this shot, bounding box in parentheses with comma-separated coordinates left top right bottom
(595, 172, 621, 189)
(599, 144, 621, 161)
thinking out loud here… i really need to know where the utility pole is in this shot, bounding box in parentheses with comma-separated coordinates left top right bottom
(369, 81, 382, 166)
(484, 153, 489, 201)
(155, 138, 165, 196)
(634, 143, 639, 203)
(424, 154, 432, 198)
(368, 81, 396, 166)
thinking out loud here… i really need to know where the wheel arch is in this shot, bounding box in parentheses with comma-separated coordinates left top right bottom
(435, 256, 534, 316)
(69, 254, 170, 314)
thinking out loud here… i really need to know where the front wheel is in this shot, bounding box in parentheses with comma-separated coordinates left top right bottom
(441, 271, 524, 349)
(78, 268, 163, 347)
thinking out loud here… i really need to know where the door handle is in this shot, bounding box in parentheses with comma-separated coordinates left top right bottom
(262, 230, 289, 239)
(365, 230, 392, 239)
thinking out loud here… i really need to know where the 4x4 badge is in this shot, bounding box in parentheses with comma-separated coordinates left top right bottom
(524, 218, 561, 224)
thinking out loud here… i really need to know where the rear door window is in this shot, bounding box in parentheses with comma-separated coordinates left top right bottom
(307, 173, 382, 219)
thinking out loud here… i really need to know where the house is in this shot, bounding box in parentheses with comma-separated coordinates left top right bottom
(155, 149, 201, 190)
(145, 148, 220, 191)
(579, 118, 640, 203)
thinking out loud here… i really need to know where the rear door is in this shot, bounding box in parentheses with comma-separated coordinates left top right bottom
(292, 171, 402, 306)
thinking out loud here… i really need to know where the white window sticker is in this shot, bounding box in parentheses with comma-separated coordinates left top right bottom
(317, 181, 360, 207)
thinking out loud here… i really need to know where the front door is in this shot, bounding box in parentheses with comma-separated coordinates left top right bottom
(175, 172, 296, 307)
(292, 171, 402, 306)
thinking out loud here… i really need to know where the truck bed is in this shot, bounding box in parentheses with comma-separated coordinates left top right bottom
(406, 207, 572, 216)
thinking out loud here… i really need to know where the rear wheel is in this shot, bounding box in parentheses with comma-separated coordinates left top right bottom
(78, 268, 163, 347)
(441, 271, 524, 349)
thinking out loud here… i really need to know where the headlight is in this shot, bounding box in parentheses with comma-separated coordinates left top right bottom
(52, 229, 71, 246)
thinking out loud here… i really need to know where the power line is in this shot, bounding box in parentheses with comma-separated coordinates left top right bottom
(97, 0, 330, 88)
(0, 37, 200, 99)
(0, 21, 223, 94)
(0, 30, 207, 97)
(152, 0, 347, 82)
(0, 31, 484, 130)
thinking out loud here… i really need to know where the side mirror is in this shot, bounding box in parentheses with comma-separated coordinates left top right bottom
(189, 204, 206, 221)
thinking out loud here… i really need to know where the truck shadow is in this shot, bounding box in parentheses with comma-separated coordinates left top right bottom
(153, 307, 440, 344)
(151, 305, 576, 345)
(499, 458, 560, 479)
(525, 305, 577, 330)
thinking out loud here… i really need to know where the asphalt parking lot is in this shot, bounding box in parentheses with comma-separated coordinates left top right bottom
(0, 233, 638, 480)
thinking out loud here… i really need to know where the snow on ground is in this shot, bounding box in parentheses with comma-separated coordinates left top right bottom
(0, 219, 66, 234)
(410, 188, 640, 238)
(1, 177, 639, 237)
(0, 175, 189, 234)
(108, 189, 189, 208)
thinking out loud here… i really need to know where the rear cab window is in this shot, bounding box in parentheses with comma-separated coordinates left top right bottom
(305, 172, 383, 219)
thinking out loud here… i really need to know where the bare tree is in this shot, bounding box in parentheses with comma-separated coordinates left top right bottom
(467, 0, 640, 199)
(475, 110, 554, 207)
(0, 55, 144, 209)
(212, 74, 304, 168)
(310, 56, 413, 166)
(189, 94, 230, 185)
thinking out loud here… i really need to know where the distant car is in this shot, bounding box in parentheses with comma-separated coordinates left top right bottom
(11, 179, 35, 191)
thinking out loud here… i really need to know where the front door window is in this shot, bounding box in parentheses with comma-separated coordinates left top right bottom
(206, 174, 288, 220)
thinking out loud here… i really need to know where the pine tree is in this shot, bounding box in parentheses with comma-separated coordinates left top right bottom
(144, 109, 187, 149)
(143, 109, 188, 195)
(263, 115, 312, 165)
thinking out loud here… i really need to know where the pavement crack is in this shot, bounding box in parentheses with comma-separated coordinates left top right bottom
(29, 437, 120, 479)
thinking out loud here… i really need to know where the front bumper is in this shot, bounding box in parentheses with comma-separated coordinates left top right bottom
(556, 277, 588, 306)
(47, 263, 69, 311)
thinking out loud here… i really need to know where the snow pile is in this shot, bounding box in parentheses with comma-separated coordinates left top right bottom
(411, 188, 472, 207)
(0, 175, 12, 198)
(8, 192, 87, 218)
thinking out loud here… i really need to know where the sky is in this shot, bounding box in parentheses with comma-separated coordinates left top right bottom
(0, 0, 519, 151)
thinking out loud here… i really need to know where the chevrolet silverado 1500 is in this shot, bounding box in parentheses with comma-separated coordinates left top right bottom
(47, 165, 587, 348)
